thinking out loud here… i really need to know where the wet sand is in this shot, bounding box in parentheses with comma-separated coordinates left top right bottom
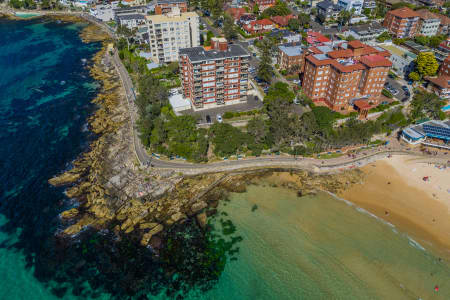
(339, 155, 450, 259)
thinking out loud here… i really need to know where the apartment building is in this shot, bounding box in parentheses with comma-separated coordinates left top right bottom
(440, 55, 450, 77)
(316, 0, 342, 23)
(416, 9, 441, 37)
(154, 0, 188, 15)
(337, 0, 364, 15)
(344, 23, 387, 42)
(243, 19, 275, 35)
(146, 9, 200, 63)
(383, 7, 420, 38)
(302, 40, 392, 112)
(278, 43, 305, 72)
(179, 38, 251, 109)
(379, 42, 416, 77)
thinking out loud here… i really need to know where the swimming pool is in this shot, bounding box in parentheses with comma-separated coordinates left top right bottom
(442, 104, 450, 112)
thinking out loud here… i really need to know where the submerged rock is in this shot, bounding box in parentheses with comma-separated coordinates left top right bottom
(196, 212, 207, 229)
(60, 208, 79, 220)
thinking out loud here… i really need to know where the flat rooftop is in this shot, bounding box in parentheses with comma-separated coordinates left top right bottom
(179, 44, 249, 62)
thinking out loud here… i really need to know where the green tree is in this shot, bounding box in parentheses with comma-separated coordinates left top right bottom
(414, 35, 429, 46)
(416, 52, 438, 77)
(253, 3, 259, 15)
(288, 18, 301, 32)
(408, 71, 420, 81)
(409, 90, 446, 121)
(376, 31, 392, 42)
(209, 123, 248, 157)
(223, 13, 237, 41)
(257, 38, 276, 83)
(116, 25, 137, 50)
(9, 0, 23, 8)
(391, 2, 415, 9)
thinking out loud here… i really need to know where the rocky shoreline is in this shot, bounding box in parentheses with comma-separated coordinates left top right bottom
(46, 17, 365, 252)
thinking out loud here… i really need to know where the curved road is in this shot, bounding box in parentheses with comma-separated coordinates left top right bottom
(85, 14, 447, 174)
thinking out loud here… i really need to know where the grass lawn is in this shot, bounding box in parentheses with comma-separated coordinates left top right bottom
(316, 152, 343, 159)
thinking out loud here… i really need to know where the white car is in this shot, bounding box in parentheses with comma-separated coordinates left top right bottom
(216, 114, 223, 123)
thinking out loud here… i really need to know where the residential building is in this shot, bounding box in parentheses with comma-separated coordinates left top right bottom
(383, 7, 420, 38)
(417, 0, 445, 8)
(270, 14, 297, 27)
(316, 0, 342, 22)
(305, 31, 331, 46)
(379, 42, 417, 77)
(416, 9, 441, 37)
(439, 55, 450, 76)
(154, 0, 188, 15)
(344, 23, 387, 42)
(278, 43, 305, 71)
(113, 5, 151, 20)
(302, 40, 392, 113)
(243, 19, 274, 35)
(117, 14, 146, 29)
(427, 76, 450, 99)
(250, 0, 276, 11)
(237, 14, 257, 26)
(435, 39, 450, 62)
(435, 14, 450, 35)
(179, 38, 251, 109)
(337, 0, 364, 15)
(403, 40, 430, 54)
(226, 7, 247, 22)
(146, 9, 200, 63)
(268, 29, 302, 43)
(363, 0, 376, 9)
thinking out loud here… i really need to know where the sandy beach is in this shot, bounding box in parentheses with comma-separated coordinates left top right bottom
(340, 154, 450, 258)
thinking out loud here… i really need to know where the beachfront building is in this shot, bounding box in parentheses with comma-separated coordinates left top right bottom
(302, 40, 392, 113)
(378, 42, 416, 77)
(154, 0, 188, 15)
(383, 7, 420, 38)
(278, 43, 305, 72)
(416, 9, 441, 37)
(179, 38, 251, 109)
(145, 9, 200, 63)
(337, 0, 364, 15)
(402, 120, 450, 149)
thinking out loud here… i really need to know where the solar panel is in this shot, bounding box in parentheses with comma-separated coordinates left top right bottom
(423, 125, 450, 139)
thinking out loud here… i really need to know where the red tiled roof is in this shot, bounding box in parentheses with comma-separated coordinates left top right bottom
(354, 100, 372, 110)
(270, 14, 296, 26)
(359, 55, 393, 68)
(226, 8, 247, 20)
(308, 46, 323, 54)
(328, 49, 353, 59)
(306, 31, 330, 45)
(347, 40, 365, 49)
(415, 9, 439, 20)
(427, 75, 450, 89)
(388, 7, 419, 19)
(252, 18, 274, 26)
(306, 55, 366, 72)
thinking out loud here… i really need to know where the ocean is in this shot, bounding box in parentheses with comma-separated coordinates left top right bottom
(0, 17, 449, 300)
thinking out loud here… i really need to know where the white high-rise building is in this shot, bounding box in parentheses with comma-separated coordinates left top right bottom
(145, 8, 200, 63)
(337, 0, 364, 15)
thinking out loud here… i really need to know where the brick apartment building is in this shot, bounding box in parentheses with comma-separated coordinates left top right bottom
(383, 7, 420, 38)
(278, 43, 305, 72)
(179, 38, 251, 109)
(154, 0, 188, 15)
(302, 40, 392, 113)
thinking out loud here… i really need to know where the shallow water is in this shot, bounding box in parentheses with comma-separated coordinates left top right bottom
(201, 185, 450, 300)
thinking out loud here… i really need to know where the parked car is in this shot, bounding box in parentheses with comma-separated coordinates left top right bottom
(252, 52, 257, 57)
(216, 114, 223, 123)
(206, 115, 211, 123)
(402, 86, 409, 92)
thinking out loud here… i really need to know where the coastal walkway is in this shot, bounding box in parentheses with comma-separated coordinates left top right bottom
(76, 12, 450, 175)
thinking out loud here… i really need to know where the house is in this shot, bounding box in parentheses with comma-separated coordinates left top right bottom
(268, 28, 302, 43)
(305, 31, 331, 46)
(378, 42, 417, 77)
(435, 39, 450, 62)
(416, 9, 441, 37)
(250, 0, 276, 11)
(426, 76, 450, 99)
(363, 0, 376, 9)
(344, 23, 387, 42)
(435, 14, 450, 35)
(117, 14, 146, 29)
(316, 0, 342, 23)
(243, 19, 275, 35)
(383, 7, 420, 38)
(439, 55, 450, 77)
(226, 7, 247, 22)
(278, 43, 305, 71)
(270, 14, 297, 27)
(237, 14, 257, 26)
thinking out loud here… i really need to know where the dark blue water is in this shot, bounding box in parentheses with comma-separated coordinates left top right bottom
(0, 17, 101, 299)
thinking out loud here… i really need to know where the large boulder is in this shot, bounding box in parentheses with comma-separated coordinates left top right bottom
(140, 224, 164, 246)
(196, 212, 207, 229)
(191, 201, 207, 214)
(60, 208, 79, 220)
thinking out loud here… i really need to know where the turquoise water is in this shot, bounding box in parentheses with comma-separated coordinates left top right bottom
(14, 12, 41, 18)
(201, 185, 450, 300)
